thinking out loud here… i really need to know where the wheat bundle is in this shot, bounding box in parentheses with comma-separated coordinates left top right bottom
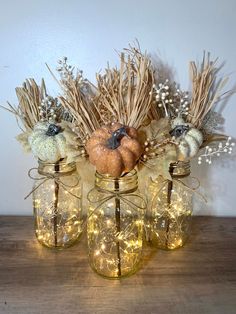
(95, 46, 154, 129)
(1, 79, 46, 131)
(188, 52, 230, 129)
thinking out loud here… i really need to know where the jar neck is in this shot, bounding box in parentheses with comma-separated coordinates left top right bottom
(170, 161, 191, 178)
(38, 159, 76, 176)
(95, 170, 138, 193)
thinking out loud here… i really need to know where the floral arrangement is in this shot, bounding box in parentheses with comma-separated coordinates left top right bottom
(1, 57, 99, 165)
(139, 52, 235, 180)
(1, 45, 155, 206)
(62, 46, 154, 177)
(87, 48, 155, 177)
(1, 43, 235, 276)
(2, 48, 234, 180)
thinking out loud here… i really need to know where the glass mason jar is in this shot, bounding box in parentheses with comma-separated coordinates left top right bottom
(147, 161, 192, 250)
(87, 170, 146, 279)
(32, 160, 83, 249)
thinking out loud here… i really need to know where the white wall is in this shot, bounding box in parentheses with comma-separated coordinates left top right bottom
(0, 0, 236, 216)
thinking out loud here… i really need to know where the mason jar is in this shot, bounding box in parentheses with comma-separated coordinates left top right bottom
(147, 161, 193, 250)
(32, 160, 83, 249)
(87, 170, 146, 278)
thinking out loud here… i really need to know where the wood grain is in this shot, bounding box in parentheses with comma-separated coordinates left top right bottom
(0, 216, 236, 314)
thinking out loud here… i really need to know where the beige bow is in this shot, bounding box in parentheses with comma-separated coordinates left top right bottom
(24, 167, 81, 200)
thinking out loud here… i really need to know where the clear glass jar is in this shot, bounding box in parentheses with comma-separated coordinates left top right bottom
(33, 160, 83, 249)
(147, 161, 192, 250)
(87, 170, 146, 278)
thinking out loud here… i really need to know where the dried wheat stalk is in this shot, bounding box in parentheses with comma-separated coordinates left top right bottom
(95, 46, 154, 129)
(48, 64, 101, 138)
(0, 79, 46, 131)
(188, 52, 229, 129)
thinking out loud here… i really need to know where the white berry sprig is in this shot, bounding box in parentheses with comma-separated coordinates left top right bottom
(153, 79, 170, 117)
(39, 96, 59, 122)
(153, 80, 190, 118)
(39, 95, 71, 123)
(176, 90, 190, 117)
(198, 137, 235, 165)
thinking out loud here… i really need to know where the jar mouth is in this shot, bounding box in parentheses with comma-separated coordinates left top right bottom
(95, 169, 137, 181)
(38, 158, 74, 166)
(38, 159, 76, 175)
(171, 161, 191, 177)
(95, 170, 138, 192)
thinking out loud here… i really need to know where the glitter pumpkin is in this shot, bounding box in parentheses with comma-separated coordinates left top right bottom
(28, 121, 67, 162)
(86, 123, 143, 177)
(170, 117, 203, 160)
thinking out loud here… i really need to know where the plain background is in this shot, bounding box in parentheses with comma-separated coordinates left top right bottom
(0, 0, 235, 216)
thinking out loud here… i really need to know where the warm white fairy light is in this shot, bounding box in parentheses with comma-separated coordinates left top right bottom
(198, 137, 235, 165)
(87, 204, 143, 278)
(94, 250, 100, 256)
(101, 243, 106, 250)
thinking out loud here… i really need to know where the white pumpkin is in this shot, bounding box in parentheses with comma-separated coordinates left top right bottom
(28, 122, 67, 162)
(170, 117, 203, 160)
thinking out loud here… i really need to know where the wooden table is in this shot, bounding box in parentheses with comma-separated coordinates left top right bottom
(0, 216, 235, 314)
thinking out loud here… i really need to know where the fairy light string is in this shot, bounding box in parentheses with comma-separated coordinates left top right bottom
(87, 174, 146, 278)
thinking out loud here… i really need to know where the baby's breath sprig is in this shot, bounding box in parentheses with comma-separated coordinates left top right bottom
(57, 57, 74, 80)
(57, 57, 86, 87)
(198, 137, 235, 165)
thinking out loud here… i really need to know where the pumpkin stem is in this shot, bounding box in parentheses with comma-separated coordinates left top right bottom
(169, 125, 189, 138)
(107, 127, 128, 149)
(46, 124, 63, 136)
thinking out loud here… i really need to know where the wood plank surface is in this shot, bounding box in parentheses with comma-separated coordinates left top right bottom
(0, 216, 235, 314)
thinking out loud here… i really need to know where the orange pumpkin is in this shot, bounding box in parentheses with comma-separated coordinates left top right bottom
(86, 123, 143, 177)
